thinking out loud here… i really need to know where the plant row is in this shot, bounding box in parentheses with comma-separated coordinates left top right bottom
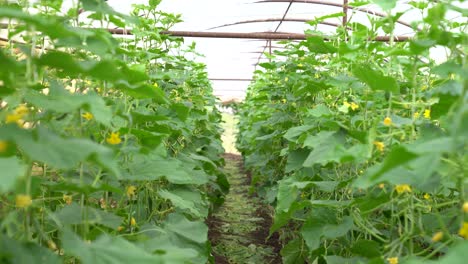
(237, 1, 467, 263)
(0, 0, 228, 263)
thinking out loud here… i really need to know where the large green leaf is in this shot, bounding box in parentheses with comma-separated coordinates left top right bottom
(25, 83, 112, 126)
(352, 65, 399, 93)
(61, 229, 164, 264)
(280, 238, 306, 264)
(52, 204, 123, 229)
(126, 152, 208, 185)
(0, 126, 120, 177)
(158, 188, 206, 218)
(0, 157, 26, 193)
(0, 235, 61, 264)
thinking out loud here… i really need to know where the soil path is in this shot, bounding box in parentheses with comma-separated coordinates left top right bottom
(208, 154, 281, 264)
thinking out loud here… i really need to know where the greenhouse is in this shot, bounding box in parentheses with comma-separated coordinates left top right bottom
(0, 0, 467, 263)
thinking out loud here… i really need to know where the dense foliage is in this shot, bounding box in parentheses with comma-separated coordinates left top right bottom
(0, 0, 228, 263)
(237, 1, 467, 263)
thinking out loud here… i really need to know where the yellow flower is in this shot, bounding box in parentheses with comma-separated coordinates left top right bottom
(14, 105, 29, 116)
(106, 132, 122, 145)
(378, 183, 385, 189)
(350, 102, 359, 111)
(431, 231, 443, 242)
(16, 194, 32, 208)
(383, 117, 392, 126)
(463, 202, 468, 213)
(373, 141, 385, 152)
(297, 63, 303, 67)
(117, 226, 124, 232)
(153, 82, 158, 88)
(82, 112, 93, 121)
(458, 222, 468, 239)
(387, 257, 398, 264)
(130, 217, 136, 226)
(5, 113, 23, 124)
(395, 184, 412, 194)
(0, 140, 7, 152)
(284, 77, 289, 82)
(343, 101, 351, 108)
(63, 194, 72, 205)
(421, 85, 427, 91)
(423, 193, 430, 200)
(47, 240, 58, 251)
(281, 99, 287, 104)
(424, 109, 431, 119)
(126, 186, 137, 198)
(413, 112, 420, 118)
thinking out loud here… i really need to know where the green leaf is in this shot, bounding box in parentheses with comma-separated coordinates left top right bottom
(0, 234, 61, 264)
(0, 157, 26, 193)
(351, 240, 382, 258)
(61, 229, 164, 264)
(164, 213, 208, 244)
(0, 126, 120, 177)
(280, 238, 306, 264)
(307, 104, 332, 117)
(352, 65, 399, 93)
(283, 125, 314, 142)
(53, 204, 123, 229)
(25, 84, 112, 126)
(404, 241, 468, 264)
(304, 36, 337, 54)
(285, 149, 309, 172)
(353, 146, 419, 188)
(126, 152, 208, 185)
(372, 0, 397, 10)
(158, 189, 204, 218)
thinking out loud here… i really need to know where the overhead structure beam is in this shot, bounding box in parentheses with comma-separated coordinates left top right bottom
(208, 18, 346, 31)
(255, 0, 415, 30)
(151, 30, 411, 42)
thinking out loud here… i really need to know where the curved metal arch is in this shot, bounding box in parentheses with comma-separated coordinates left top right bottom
(255, 0, 415, 30)
(207, 18, 349, 31)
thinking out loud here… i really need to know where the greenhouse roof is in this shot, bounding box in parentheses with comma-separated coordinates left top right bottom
(3, 0, 466, 100)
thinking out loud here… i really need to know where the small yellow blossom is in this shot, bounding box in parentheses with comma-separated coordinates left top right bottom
(383, 117, 392, 126)
(0, 141, 7, 152)
(14, 105, 29, 116)
(431, 231, 443, 242)
(47, 240, 58, 250)
(130, 217, 137, 226)
(421, 85, 428, 91)
(63, 194, 72, 205)
(378, 183, 385, 189)
(413, 112, 420, 118)
(350, 102, 359, 111)
(117, 226, 124, 232)
(387, 257, 398, 264)
(373, 141, 385, 152)
(106, 132, 122, 145)
(285, 77, 289, 82)
(153, 82, 158, 88)
(458, 222, 468, 239)
(126, 186, 137, 198)
(82, 112, 93, 121)
(424, 109, 431, 119)
(5, 113, 23, 124)
(297, 63, 303, 67)
(16, 194, 32, 208)
(463, 202, 468, 213)
(281, 99, 287, 104)
(343, 101, 351, 108)
(423, 193, 430, 200)
(395, 184, 412, 194)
